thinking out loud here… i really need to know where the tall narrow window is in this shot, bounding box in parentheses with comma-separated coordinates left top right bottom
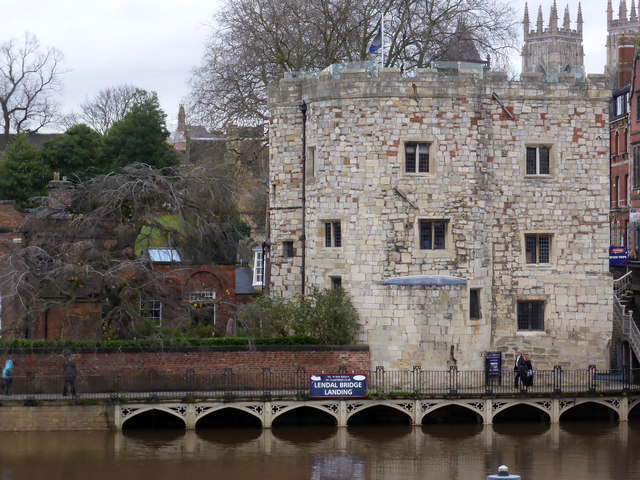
(526, 146, 550, 175)
(324, 222, 342, 248)
(517, 301, 544, 330)
(419, 220, 447, 250)
(525, 234, 551, 264)
(470, 289, 481, 320)
(634, 148, 640, 188)
(405, 142, 430, 173)
(252, 247, 264, 286)
(283, 241, 294, 258)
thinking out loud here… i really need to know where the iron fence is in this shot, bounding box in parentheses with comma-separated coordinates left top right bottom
(2, 366, 639, 401)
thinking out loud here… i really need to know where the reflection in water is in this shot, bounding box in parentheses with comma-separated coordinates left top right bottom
(1, 423, 640, 479)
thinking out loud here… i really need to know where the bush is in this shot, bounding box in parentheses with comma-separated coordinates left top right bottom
(237, 287, 360, 344)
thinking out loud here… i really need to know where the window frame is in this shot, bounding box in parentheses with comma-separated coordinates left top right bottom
(323, 221, 342, 248)
(469, 288, 481, 320)
(418, 219, 448, 250)
(525, 145, 551, 176)
(517, 300, 545, 331)
(404, 142, 431, 174)
(140, 296, 162, 324)
(524, 233, 552, 264)
(252, 247, 264, 286)
(283, 241, 294, 258)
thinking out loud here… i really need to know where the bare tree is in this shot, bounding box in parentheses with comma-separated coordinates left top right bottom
(0, 33, 64, 140)
(0, 163, 249, 339)
(74, 84, 146, 134)
(187, 0, 518, 129)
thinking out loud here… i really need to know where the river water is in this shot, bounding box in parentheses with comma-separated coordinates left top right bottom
(1, 422, 639, 480)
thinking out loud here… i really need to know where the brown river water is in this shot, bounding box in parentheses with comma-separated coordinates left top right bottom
(0, 422, 638, 480)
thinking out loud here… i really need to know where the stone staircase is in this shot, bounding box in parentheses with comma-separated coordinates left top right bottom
(613, 271, 640, 361)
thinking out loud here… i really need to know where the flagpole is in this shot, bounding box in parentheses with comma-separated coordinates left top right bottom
(381, 14, 385, 67)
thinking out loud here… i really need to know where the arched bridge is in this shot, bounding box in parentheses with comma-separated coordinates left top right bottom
(115, 395, 640, 429)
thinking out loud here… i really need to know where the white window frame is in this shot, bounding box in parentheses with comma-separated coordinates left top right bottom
(189, 291, 217, 324)
(252, 247, 264, 286)
(140, 296, 162, 324)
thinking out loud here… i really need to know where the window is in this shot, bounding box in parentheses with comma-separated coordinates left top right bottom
(517, 301, 544, 330)
(405, 142, 430, 173)
(419, 220, 447, 250)
(252, 247, 264, 286)
(525, 234, 551, 264)
(470, 289, 481, 320)
(188, 291, 217, 325)
(526, 146, 550, 175)
(324, 222, 342, 248)
(634, 148, 640, 188)
(306, 146, 316, 180)
(283, 241, 294, 258)
(331, 277, 342, 289)
(140, 297, 162, 324)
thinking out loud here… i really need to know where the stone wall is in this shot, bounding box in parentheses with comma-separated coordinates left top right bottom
(0, 405, 113, 431)
(268, 67, 613, 370)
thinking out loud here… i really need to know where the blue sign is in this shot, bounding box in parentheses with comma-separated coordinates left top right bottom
(610, 246, 629, 266)
(309, 373, 367, 398)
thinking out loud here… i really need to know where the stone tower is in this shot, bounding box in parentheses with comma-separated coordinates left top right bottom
(606, 0, 640, 80)
(521, 1, 584, 77)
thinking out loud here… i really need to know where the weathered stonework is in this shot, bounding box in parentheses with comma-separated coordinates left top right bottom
(268, 67, 613, 371)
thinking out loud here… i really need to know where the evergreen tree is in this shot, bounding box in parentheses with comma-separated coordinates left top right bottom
(41, 124, 103, 181)
(0, 134, 51, 207)
(101, 91, 179, 172)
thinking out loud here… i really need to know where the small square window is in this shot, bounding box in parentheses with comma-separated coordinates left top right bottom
(470, 289, 481, 320)
(526, 146, 550, 175)
(405, 142, 430, 173)
(525, 234, 551, 264)
(331, 277, 342, 289)
(283, 241, 294, 258)
(517, 301, 544, 330)
(324, 222, 342, 248)
(419, 220, 447, 250)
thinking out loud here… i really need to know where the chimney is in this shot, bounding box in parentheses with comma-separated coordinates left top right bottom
(47, 172, 74, 209)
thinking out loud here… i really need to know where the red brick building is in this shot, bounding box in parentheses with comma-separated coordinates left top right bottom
(0, 180, 257, 340)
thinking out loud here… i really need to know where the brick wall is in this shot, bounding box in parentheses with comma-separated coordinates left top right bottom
(0, 346, 371, 378)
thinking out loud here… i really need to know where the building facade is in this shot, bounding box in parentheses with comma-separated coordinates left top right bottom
(521, 2, 584, 77)
(268, 66, 612, 371)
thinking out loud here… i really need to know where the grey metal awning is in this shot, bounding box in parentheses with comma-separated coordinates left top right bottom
(383, 275, 467, 286)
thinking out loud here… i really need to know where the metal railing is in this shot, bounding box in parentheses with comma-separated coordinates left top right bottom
(2, 366, 638, 401)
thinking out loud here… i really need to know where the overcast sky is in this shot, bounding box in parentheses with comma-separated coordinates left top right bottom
(0, 0, 609, 133)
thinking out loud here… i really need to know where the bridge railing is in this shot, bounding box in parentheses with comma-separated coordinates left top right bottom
(3, 366, 638, 401)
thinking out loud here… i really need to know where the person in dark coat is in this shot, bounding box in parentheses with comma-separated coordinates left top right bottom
(63, 357, 77, 397)
(514, 350, 525, 389)
(523, 354, 534, 392)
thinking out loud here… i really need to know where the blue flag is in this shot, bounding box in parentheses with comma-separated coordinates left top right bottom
(369, 26, 382, 53)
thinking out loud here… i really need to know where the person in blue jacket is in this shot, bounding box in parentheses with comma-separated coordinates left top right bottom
(2, 359, 14, 395)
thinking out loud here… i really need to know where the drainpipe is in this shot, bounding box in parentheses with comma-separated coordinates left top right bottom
(299, 101, 307, 296)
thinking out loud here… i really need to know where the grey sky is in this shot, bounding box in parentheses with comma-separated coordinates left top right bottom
(1, 1, 608, 133)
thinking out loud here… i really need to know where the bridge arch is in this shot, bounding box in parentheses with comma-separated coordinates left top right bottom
(196, 405, 263, 428)
(492, 400, 551, 423)
(120, 406, 187, 429)
(420, 403, 483, 424)
(559, 399, 620, 422)
(346, 401, 413, 426)
(271, 402, 339, 428)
